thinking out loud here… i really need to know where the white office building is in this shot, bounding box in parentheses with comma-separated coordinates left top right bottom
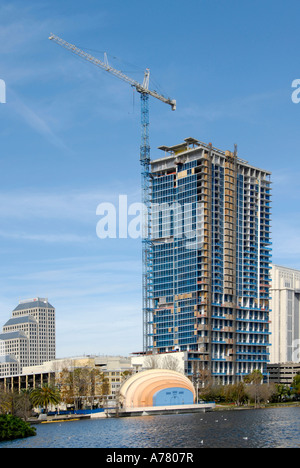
(0, 298, 56, 377)
(270, 265, 300, 363)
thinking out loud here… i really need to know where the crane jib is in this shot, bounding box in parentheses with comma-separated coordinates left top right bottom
(49, 33, 176, 111)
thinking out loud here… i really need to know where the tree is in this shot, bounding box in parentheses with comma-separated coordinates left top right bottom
(0, 388, 33, 419)
(292, 374, 300, 398)
(72, 367, 91, 409)
(0, 414, 36, 442)
(144, 355, 160, 369)
(198, 384, 225, 403)
(244, 370, 264, 408)
(273, 384, 290, 403)
(57, 366, 109, 410)
(144, 354, 183, 373)
(30, 384, 61, 413)
(243, 369, 263, 385)
(224, 382, 247, 406)
(161, 356, 182, 373)
(18, 390, 33, 421)
(243, 370, 278, 407)
(0, 387, 12, 415)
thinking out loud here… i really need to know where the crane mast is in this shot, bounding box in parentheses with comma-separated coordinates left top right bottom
(49, 34, 176, 353)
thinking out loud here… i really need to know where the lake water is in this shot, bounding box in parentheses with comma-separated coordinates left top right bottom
(1, 407, 299, 449)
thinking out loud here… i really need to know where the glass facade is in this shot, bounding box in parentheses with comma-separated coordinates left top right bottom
(149, 139, 271, 384)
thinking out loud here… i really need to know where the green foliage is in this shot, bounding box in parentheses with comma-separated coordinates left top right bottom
(271, 384, 291, 402)
(0, 388, 33, 420)
(57, 367, 109, 409)
(199, 382, 247, 405)
(30, 384, 61, 412)
(292, 374, 300, 395)
(198, 379, 289, 407)
(243, 369, 263, 384)
(0, 414, 36, 442)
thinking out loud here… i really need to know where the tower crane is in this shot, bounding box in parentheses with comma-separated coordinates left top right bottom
(49, 34, 176, 352)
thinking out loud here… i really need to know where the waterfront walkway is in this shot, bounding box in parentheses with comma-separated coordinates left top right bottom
(29, 402, 216, 424)
(107, 402, 216, 418)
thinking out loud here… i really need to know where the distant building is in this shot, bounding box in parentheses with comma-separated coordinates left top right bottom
(94, 355, 133, 400)
(270, 265, 300, 363)
(0, 355, 133, 406)
(0, 354, 19, 377)
(267, 362, 300, 386)
(0, 298, 56, 377)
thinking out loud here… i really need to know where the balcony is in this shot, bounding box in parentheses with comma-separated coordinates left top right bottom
(212, 356, 234, 362)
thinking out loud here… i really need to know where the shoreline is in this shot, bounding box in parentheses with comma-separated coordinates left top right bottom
(28, 401, 300, 425)
(214, 402, 300, 411)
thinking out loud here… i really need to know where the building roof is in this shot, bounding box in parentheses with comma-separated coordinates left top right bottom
(13, 298, 54, 312)
(153, 137, 271, 176)
(3, 315, 37, 328)
(0, 354, 19, 364)
(0, 331, 28, 341)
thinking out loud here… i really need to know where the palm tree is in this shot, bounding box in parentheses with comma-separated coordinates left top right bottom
(30, 384, 61, 414)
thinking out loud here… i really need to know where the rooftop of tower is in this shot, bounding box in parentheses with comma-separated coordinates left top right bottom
(152, 137, 271, 177)
(13, 298, 54, 312)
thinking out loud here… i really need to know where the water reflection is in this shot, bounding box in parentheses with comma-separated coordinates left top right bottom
(1, 407, 299, 449)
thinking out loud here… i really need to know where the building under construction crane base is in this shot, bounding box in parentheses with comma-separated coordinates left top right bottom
(147, 138, 272, 385)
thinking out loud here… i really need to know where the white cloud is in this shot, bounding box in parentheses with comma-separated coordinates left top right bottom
(9, 90, 72, 151)
(156, 89, 284, 132)
(0, 5, 44, 54)
(0, 186, 139, 218)
(0, 229, 92, 244)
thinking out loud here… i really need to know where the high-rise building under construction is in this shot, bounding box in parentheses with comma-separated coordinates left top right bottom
(147, 138, 272, 384)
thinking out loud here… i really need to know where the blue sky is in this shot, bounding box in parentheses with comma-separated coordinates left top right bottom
(0, 0, 300, 358)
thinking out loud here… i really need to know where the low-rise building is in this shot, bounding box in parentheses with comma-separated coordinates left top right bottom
(267, 362, 300, 386)
(94, 356, 133, 400)
(0, 355, 133, 406)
